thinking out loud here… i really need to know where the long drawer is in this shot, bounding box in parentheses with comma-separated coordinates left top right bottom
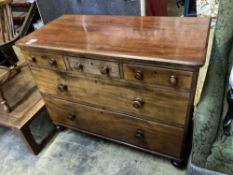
(43, 96, 184, 158)
(31, 67, 190, 126)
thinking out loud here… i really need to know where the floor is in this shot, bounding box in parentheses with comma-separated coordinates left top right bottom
(0, 126, 185, 175)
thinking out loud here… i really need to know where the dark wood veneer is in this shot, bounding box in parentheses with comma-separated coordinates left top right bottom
(31, 67, 190, 126)
(44, 96, 184, 158)
(17, 15, 210, 66)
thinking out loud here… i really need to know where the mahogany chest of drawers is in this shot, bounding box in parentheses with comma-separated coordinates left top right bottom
(17, 15, 210, 165)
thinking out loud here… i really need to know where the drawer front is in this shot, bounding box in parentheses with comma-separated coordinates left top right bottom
(123, 64, 193, 89)
(66, 56, 120, 78)
(31, 68, 190, 126)
(23, 51, 66, 69)
(44, 96, 184, 158)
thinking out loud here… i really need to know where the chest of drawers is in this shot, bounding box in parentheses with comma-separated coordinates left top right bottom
(16, 15, 210, 166)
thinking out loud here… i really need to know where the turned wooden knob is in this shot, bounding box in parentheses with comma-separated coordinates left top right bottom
(48, 59, 57, 66)
(28, 56, 36, 63)
(57, 84, 68, 92)
(100, 65, 110, 75)
(169, 75, 177, 86)
(1, 100, 10, 113)
(135, 70, 143, 80)
(74, 62, 83, 70)
(132, 97, 144, 109)
(135, 129, 144, 139)
(67, 112, 76, 121)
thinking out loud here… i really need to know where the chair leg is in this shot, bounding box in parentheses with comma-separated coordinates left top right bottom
(15, 119, 56, 155)
(0, 7, 6, 42)
(16, 124, 41, 154)
(6, 4, 15, 39)
(1, 46, 18, 66)
(0, 87, 11, 113)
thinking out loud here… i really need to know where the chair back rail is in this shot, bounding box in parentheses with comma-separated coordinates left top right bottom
(0, 0, 14, 44)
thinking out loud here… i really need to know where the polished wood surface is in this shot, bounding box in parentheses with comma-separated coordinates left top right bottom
(31, 67, 190, 126)
(44, 96, 184, 157)
(17, 15, 210, 163)
(17, 15, 210, 66)
(123, 64, 193, 89)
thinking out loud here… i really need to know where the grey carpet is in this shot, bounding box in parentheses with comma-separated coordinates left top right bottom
(0, 126, 185, 175)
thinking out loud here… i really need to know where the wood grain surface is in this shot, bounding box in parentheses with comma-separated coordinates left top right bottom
(44, 96, 184, 158)
(17, 15, 210, 67)
(123, 64, 193, 89)
(66, 56, 120, 78)
(23, 51, 66, 70)
(16, 15, 210, 161)
(31, 67, 190, 126)
(0, 66, 44, 129)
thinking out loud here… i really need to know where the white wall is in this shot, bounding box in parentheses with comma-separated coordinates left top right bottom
(140, 0, 145, 16)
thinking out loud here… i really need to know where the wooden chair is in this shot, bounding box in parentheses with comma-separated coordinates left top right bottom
(0, 2, 55, 154)
(0, 0, 15, 44)
(0, 66, 56, 154)
(0, 0, 17, 66)
(0, 2, 37, 112)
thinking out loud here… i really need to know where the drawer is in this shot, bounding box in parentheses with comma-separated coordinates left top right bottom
(123, 64, 193, 89)
(22, 51, 66, 69)
(31, 68, 190, 126)
(66, 56, 120, 78)
(44, 96, 184, 158)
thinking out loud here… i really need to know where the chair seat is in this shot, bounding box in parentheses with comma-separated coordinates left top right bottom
(0, 65, 44, 129)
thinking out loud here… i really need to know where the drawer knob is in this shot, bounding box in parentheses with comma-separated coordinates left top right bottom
(57, 84, 68, 92)
(48, 59, 57, 66)
(135, 129, 144, 139)
(28, 56, 36, 63)
(74, 62, 83, 70)
(132, 97, 144, 109)
(100, 65, 110, 75)
(135, 70, 143, 80)
(67, 112, 76, 121)
(169, 75, 177, 86)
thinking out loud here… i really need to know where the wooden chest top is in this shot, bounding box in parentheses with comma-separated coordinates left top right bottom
(17, 15, 210, 66)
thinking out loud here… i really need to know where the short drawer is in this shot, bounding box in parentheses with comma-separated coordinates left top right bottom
(123, 64, 193, 89)
(23, 51, 66, 69)
(31, 67, 190, 126)
(44, 96, 184, 158)
(66, 56, 120, 78)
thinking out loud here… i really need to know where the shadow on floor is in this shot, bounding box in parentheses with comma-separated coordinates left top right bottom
(0, 126, 185, 175)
